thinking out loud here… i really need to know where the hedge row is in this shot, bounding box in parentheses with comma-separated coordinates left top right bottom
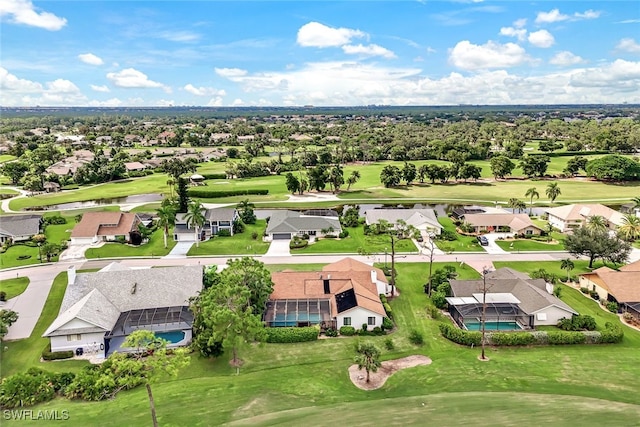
(265, 326, 319, 343)
(440, 321, 624, 347)
(42, 350, 74, 361)
(187, 188, 269, 198)
(201, 173, 227, 179)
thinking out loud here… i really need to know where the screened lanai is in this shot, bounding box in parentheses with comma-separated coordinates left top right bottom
(264, 299, 333, 328)
(106, 306, 194, 338)
(446, 295, 534, 330)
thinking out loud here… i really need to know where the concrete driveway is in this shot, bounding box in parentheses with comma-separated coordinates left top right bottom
(164, 241, 194, 258)
(265, 240, 291, 257)
(59, 242, 100, 261)
(481, 233, 512, 255)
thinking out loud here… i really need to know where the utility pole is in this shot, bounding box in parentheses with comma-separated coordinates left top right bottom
(480, 267, 491, 361)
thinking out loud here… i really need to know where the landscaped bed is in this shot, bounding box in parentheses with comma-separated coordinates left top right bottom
(494, 233, 565, 252)
(85, 228, 177, 259)
(187, 220, 270, 256)
(348, 355, 432, 390)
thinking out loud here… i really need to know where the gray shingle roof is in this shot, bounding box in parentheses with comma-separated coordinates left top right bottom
(266, 210, 342, 234)
(0, 214, 42, 237)
(205, 208, 236, 222)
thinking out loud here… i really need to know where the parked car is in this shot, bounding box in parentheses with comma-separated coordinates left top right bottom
(477, 235, 489, 246)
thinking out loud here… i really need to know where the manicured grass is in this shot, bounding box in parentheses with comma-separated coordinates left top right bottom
(85, 228, 177, 259)
(187, 220, 270, 256)
(435, 216, 484, 252)
(265, 263, 326, 272)
(0, 155, 17, 163)
(493, 260, 610, 282)
(4, 261, 640, 425)
(0, 272, 89, 378)
(0, 276, 29, 300)
(494, 232, 566, 251)
(295, 225, 418, 254)
(0, 187, 18, 195)
(0, 218, 73, 269)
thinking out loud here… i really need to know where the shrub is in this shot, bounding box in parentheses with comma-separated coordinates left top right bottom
(16, 255, 31, 260)
(384, 338, 395, 350)
(324, 328, 338, 337)
(0, 369, 57, 408)
(439, 229, 457, 241)
(580, 287, 589, 294)
(0, 291, 6, 302)
(431, 291, 447, 309)
(622, 312, 634, 323)
(372, 326, 383, 335)
(251, 231, 258, 240)
(201, 173, 226, 179)
(187, 188, 269, 198)
(339, 326, 356, 336)
(217, 229, 231, 237)
(606, 301, 619, 313)
(589, 290, 599, 300)
(426, 305, 444, 321)
(488, 332, 536, 346)
(409, 329, 424, 346)
(382, 302, 393, 319)
(44, 215, 66, 225)
(338, 230, 349, 238)
(547, 331, 586, 345)
(42, 350, 74, 361)
(574, 315, 597, 331)
(265, 326, 319, 343)
(599, 322, 624, 344)
(289, 237, 308, 249)
(65, 358, 144, 401)
(361, 323, 368, 332)
(382, 317, 394, 330)
(439, 323, 482, 346)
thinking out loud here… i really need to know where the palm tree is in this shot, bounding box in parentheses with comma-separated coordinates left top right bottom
(586, 215, 607, 233)
(545, 182, 561, 203)
(524, 187, 539, 215)
(166, 177, 175, 198)
(184, 201, 206, 247)
(560, 258, 574, 283)
(354, 342, 382, 383)
(346, 170, 360, 190)
(156, 205, 176, 249)
(618, 214, 640, 241)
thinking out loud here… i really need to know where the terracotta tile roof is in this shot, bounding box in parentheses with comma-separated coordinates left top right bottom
(581, 265, 640, 303)
(546, 204, 624, 224)
(71, 212, 139, 238)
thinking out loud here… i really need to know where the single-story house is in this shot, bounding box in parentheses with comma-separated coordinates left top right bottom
(70, 212, 141, 245)
(451, 206, 508, 221)
(323, 257, 390, 296)
(124, 161, 147, 172)
(364, 208, 442, 236)
(43, 263, 202, 356)
(0, 214, 43, 244)
(579, 260, 640, 319)
(173, 208, 239, 242)
(265, 258, 387, 330)
(462, 213, 543, 235)
(43, 181, 61, 193)
(447, 268, 578, 329)
(265, 210, 342, 241)
(545, 204, 624, 232)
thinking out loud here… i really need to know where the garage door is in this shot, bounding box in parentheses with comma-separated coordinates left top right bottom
(272, 233, 292, 240)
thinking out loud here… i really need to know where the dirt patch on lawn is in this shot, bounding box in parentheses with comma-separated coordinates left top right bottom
(349, 355, 432, 391)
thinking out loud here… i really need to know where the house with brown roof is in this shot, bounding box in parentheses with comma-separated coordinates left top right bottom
(124, 161, 146, 172)
(546, 204, 624, 232)
(579, 260, 640, 319)
(70, 212, 141, 245)
(264, 258, 387, 330)
(463, 213, 542, 235)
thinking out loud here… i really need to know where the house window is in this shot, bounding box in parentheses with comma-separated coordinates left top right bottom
(526, 229, 533, 235)
(343, 317, 351, 326)
(367, 317, 376, 326)
(67, 334, 82, 341)
(219, 221, 231, 227)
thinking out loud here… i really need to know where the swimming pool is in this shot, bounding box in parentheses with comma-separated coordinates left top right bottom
(271, 313, 321, 327)
(155, 330, 186, 344)
(464, 321, 522, 331)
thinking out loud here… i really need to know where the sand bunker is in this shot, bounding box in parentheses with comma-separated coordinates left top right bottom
(348, 355, 432, 390)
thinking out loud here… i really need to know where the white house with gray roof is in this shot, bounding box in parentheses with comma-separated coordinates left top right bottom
(43, 263, 202, 356)
(265, 210, 342, 241)
(0, 214, 43, 244)
(173, 207, 239, 241)
(364, 208, 442, 236)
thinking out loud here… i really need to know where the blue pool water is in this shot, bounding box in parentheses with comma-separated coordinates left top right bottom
(464, 321, 522, 331)
(155, 330, 186, 344)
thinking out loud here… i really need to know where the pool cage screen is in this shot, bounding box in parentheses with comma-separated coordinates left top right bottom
(107, 306, 194, 338)
(448, 303, 534, 330)
(264, 299, 333, 328)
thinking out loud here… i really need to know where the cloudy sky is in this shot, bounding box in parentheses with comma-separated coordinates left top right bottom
(1, 1, 639, 107)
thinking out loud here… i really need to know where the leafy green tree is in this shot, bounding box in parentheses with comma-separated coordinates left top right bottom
(560, 258, 574, 282)
(564, 227, 631, 268)
(0, 310, 18, 340)
(307, 165, 329, 191)
(519, 154, 550, 178)
(418, 164, 429, 183)
(328, 165, 344, 193)
(524, 187, 539, 215)
(354, 342, 382, 383)
(346, 170, 360, 190)
(41, 242, 60, 262)
(457, 163, 482, 182)
(340, 205, 360, 228)
(489, 155, 515, 179)
(563, 156, 588, 176)
(118, 330, 190, 427)
(1, 161, 29, 185)
(156, 205, 176, 249)
(184, 201, 206, 247)
(374, 219, 420, 295)
(402, 162, 417, 185)
(176, 177, 189, 213)
(237, 199, 257, 224)
(219, 257, 274, 316)
(586, 155, 640, 181)
(545, 182, 561, 203)
(380, 165, 402, 188)
(285, 172, 300, 194)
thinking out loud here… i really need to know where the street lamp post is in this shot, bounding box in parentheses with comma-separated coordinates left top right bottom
(384, 247, 388, 269)
(480, 267, 491, 361)
(38, 242, 42, 263)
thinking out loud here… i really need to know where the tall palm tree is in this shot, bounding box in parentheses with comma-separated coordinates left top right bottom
(354, 342, 382, 383)
(166, 177, 175, 198)
(586, 215, 607, 233)
(346, 170, 360, 190)
(508, 198, 524, 213)
(184, 201, 206, 248)
(560, 258, 574, 283)
(524, 187, 539, 215)
(545, 182, 561, 203)
(618, 214, 640, 241)
(156, 205, 176, 249)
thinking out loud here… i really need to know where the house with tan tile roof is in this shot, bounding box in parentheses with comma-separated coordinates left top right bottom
(546, 204, 624, 232)
(579, 260, 640, 319)
(265, 258, 387, 330)
(70, 211, 141, 245)
(463, 213, 542, 235)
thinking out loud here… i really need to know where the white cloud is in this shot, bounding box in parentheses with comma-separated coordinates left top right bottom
(616, 38, 640, 54)
(449, 40, 531, 70)
(297, 22, 366, 48)
(500, 26, 527, 41)
(0, 0, 67, 31)
(570, 60, 640, 90)
(549, 51, 586, 66)
(0, 66, 42, 93)
(156, 99, 175, 107)
(157, 30, 200, 42)
(617, 19, 640, 24)
(206, 97, 223, 106)
(232, 98, 244, 106)
(90, 84, 110, 93)
(78, 53, 104, 66)
(106, 68, 166, 90)
(342, 44, 396, 59)
(528, 30, 555, 48)
(183, 84, 226, 96)
(88, 98, 123, 107)
(513, 18, 527, 28)
(215, 67, 248, 78)
(0, 67, 88, 105)
(574, 10, 601, 20)
(535, 9, 569, 24)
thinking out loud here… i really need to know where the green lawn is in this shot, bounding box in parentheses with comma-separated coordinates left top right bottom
(435, 216, 484, 252)
(0, 276, 29, 300)
(295, 225, 418, 254)
(85, 228, 177, 259)
(493, 260, 610, 282)
(9, 260, 640, 425)
(494, 232, 566, 251)
(0, 155, 17, 163)
(0, 272, 89, 378)
(187, 220, 270, 256)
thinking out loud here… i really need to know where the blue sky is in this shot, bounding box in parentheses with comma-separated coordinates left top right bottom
(1, 1, 639, 106)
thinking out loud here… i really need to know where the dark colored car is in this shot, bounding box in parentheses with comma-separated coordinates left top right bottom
(477, 235, 489, 246)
